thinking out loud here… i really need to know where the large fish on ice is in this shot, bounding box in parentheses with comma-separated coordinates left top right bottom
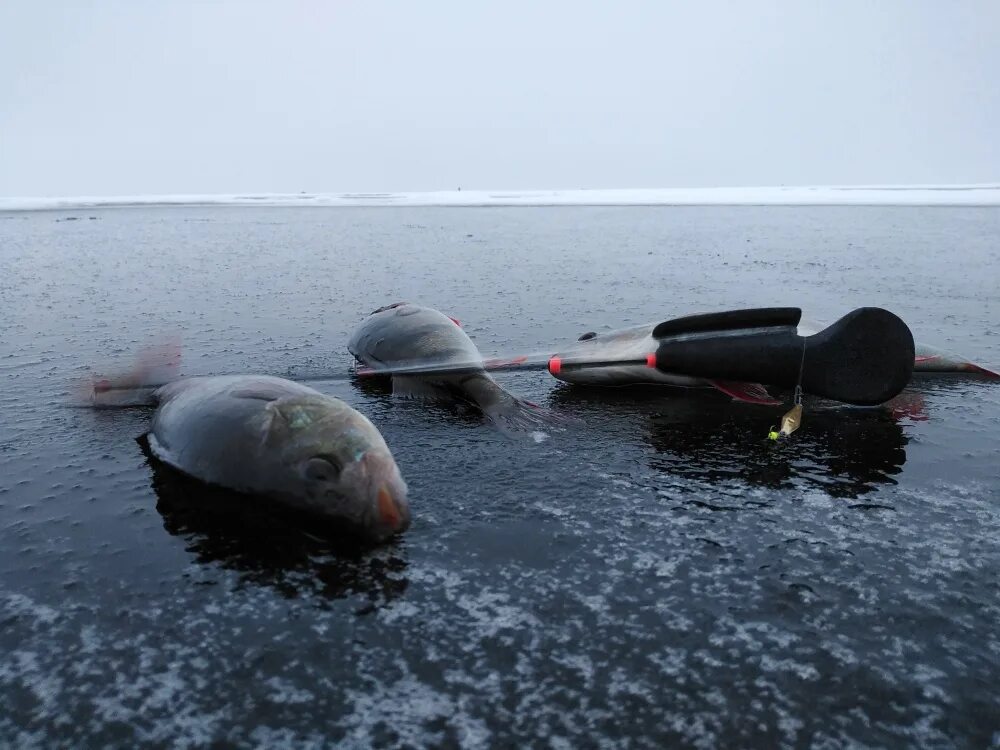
(348, 302, 555, 431)
(90, 372, 410, 542)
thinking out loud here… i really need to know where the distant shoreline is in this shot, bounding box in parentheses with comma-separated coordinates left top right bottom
(3, 185, 1000, 211)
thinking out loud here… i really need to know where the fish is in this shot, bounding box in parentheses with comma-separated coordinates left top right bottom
(90, 372, 410, 542)
(348, 302, 556, 432)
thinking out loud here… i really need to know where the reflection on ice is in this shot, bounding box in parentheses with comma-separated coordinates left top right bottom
(142, 440, 409, 610)
(551, 385, 908, 499)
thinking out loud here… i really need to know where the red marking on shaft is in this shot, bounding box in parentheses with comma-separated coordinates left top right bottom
(645, 353, 657, 368)
(548, 356, 562, 375)
(448, 316, 462, 327)
(483, 355, 529, 370)
(914, 355, 939, 363)
(93, 379, 111, 392)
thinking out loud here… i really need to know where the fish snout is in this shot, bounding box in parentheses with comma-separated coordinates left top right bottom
(361, 452, 410, 541)
(371, 483, 410, 539)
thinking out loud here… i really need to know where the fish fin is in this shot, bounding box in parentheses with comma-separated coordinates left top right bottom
(482, 396, 573, 436)
(146, 432, 178, 465)
(391, 375, 449, 400)
(231, 389, 282, 401)
(457, 374, 575, 435)
(370, 302, 408, 315)
(86, 385, 161, 408)
(258, 401, 290, 449)
(229, 379, 311, 402)
(707, 379, 781, 405)
(966, 363, 1000, 379)
(913, 352, 1000, 378)
(472, 379, 577, 435)
(82, 338, 182, 408)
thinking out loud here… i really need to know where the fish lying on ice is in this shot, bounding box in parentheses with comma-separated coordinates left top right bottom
(90, 373, 410, 542)
(348, 302, 556, 432)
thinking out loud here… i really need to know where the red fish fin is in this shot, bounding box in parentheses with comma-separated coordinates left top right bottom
(83, 337, 181, 407)
(967, 363, 1000, 379)
(708, 379, 781, 405)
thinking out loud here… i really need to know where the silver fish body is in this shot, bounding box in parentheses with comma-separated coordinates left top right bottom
(349, 302, 554, 432)
(144, 375, 409, 541)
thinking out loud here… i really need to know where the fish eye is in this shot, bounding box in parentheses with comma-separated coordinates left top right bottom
(578, 331, 597, 341)
(304, 455, 343, 482)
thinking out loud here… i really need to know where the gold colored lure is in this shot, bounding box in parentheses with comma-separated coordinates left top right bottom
(768, 342, 808, 441)
(778, 403, 802, 437)
(768, 386, 804, 441)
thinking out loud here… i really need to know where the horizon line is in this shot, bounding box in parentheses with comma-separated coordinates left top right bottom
(3, 183, 1000, 210)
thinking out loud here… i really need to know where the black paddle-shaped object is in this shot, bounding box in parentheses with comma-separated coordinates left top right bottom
(647, 307, 915, 405)
(545, 307, 914, 405)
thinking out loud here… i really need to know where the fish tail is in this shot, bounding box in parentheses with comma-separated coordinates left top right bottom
(86, 384, 162, 408)
(463, 375, 573, 435)
(79, 338, 182, 408)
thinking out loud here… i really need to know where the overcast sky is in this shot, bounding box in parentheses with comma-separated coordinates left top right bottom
(1, 1, 997, 197)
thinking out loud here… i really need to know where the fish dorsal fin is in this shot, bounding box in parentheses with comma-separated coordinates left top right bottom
(370, 301, 409, 315)
(229, 378, 315, 402)
(232, 388, 284, 401)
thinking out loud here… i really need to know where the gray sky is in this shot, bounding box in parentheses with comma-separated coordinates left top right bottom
(1, 1, 997, 196)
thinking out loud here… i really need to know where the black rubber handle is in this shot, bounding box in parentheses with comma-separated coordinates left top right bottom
(652, 307, 802, 338)
(654, 307, 914, 405)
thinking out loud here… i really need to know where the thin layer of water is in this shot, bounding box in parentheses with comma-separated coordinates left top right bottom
(1, 206, 998, 747)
